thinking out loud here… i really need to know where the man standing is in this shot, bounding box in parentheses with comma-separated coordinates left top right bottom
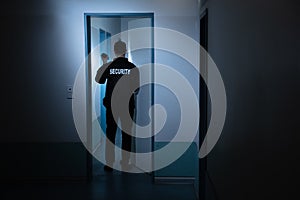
(95, 40, 139, 172)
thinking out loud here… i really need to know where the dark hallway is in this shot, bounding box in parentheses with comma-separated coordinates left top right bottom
(1, 0, 299, 200)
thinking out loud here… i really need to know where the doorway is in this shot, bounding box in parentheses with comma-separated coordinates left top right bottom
(84, 13, 154, 179)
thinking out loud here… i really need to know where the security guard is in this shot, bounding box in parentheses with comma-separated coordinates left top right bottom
(95, 40, 140, 172)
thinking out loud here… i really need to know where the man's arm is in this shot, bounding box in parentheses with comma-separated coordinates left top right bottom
(95, 63, 110, 84)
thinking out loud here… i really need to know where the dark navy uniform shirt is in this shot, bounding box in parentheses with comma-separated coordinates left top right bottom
(95, 57, 140, 109)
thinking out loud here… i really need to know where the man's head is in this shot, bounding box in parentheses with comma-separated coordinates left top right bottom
(114, 40, 127, 57)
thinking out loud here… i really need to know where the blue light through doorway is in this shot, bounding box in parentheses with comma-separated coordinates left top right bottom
(98, 29, 111, 134)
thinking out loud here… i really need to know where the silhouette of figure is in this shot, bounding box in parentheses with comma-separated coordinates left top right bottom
(95, 40, 139, 172)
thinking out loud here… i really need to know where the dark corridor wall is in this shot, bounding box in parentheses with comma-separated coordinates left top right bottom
(1, 0, 86, 179)
(201, 0, 300, 199)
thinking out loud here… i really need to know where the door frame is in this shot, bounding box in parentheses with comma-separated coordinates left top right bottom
(84, 13, 155, 181)
(199, 8, 208, 200)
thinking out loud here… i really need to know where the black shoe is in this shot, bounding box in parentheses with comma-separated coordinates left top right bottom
(104, 165, 113, 172)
